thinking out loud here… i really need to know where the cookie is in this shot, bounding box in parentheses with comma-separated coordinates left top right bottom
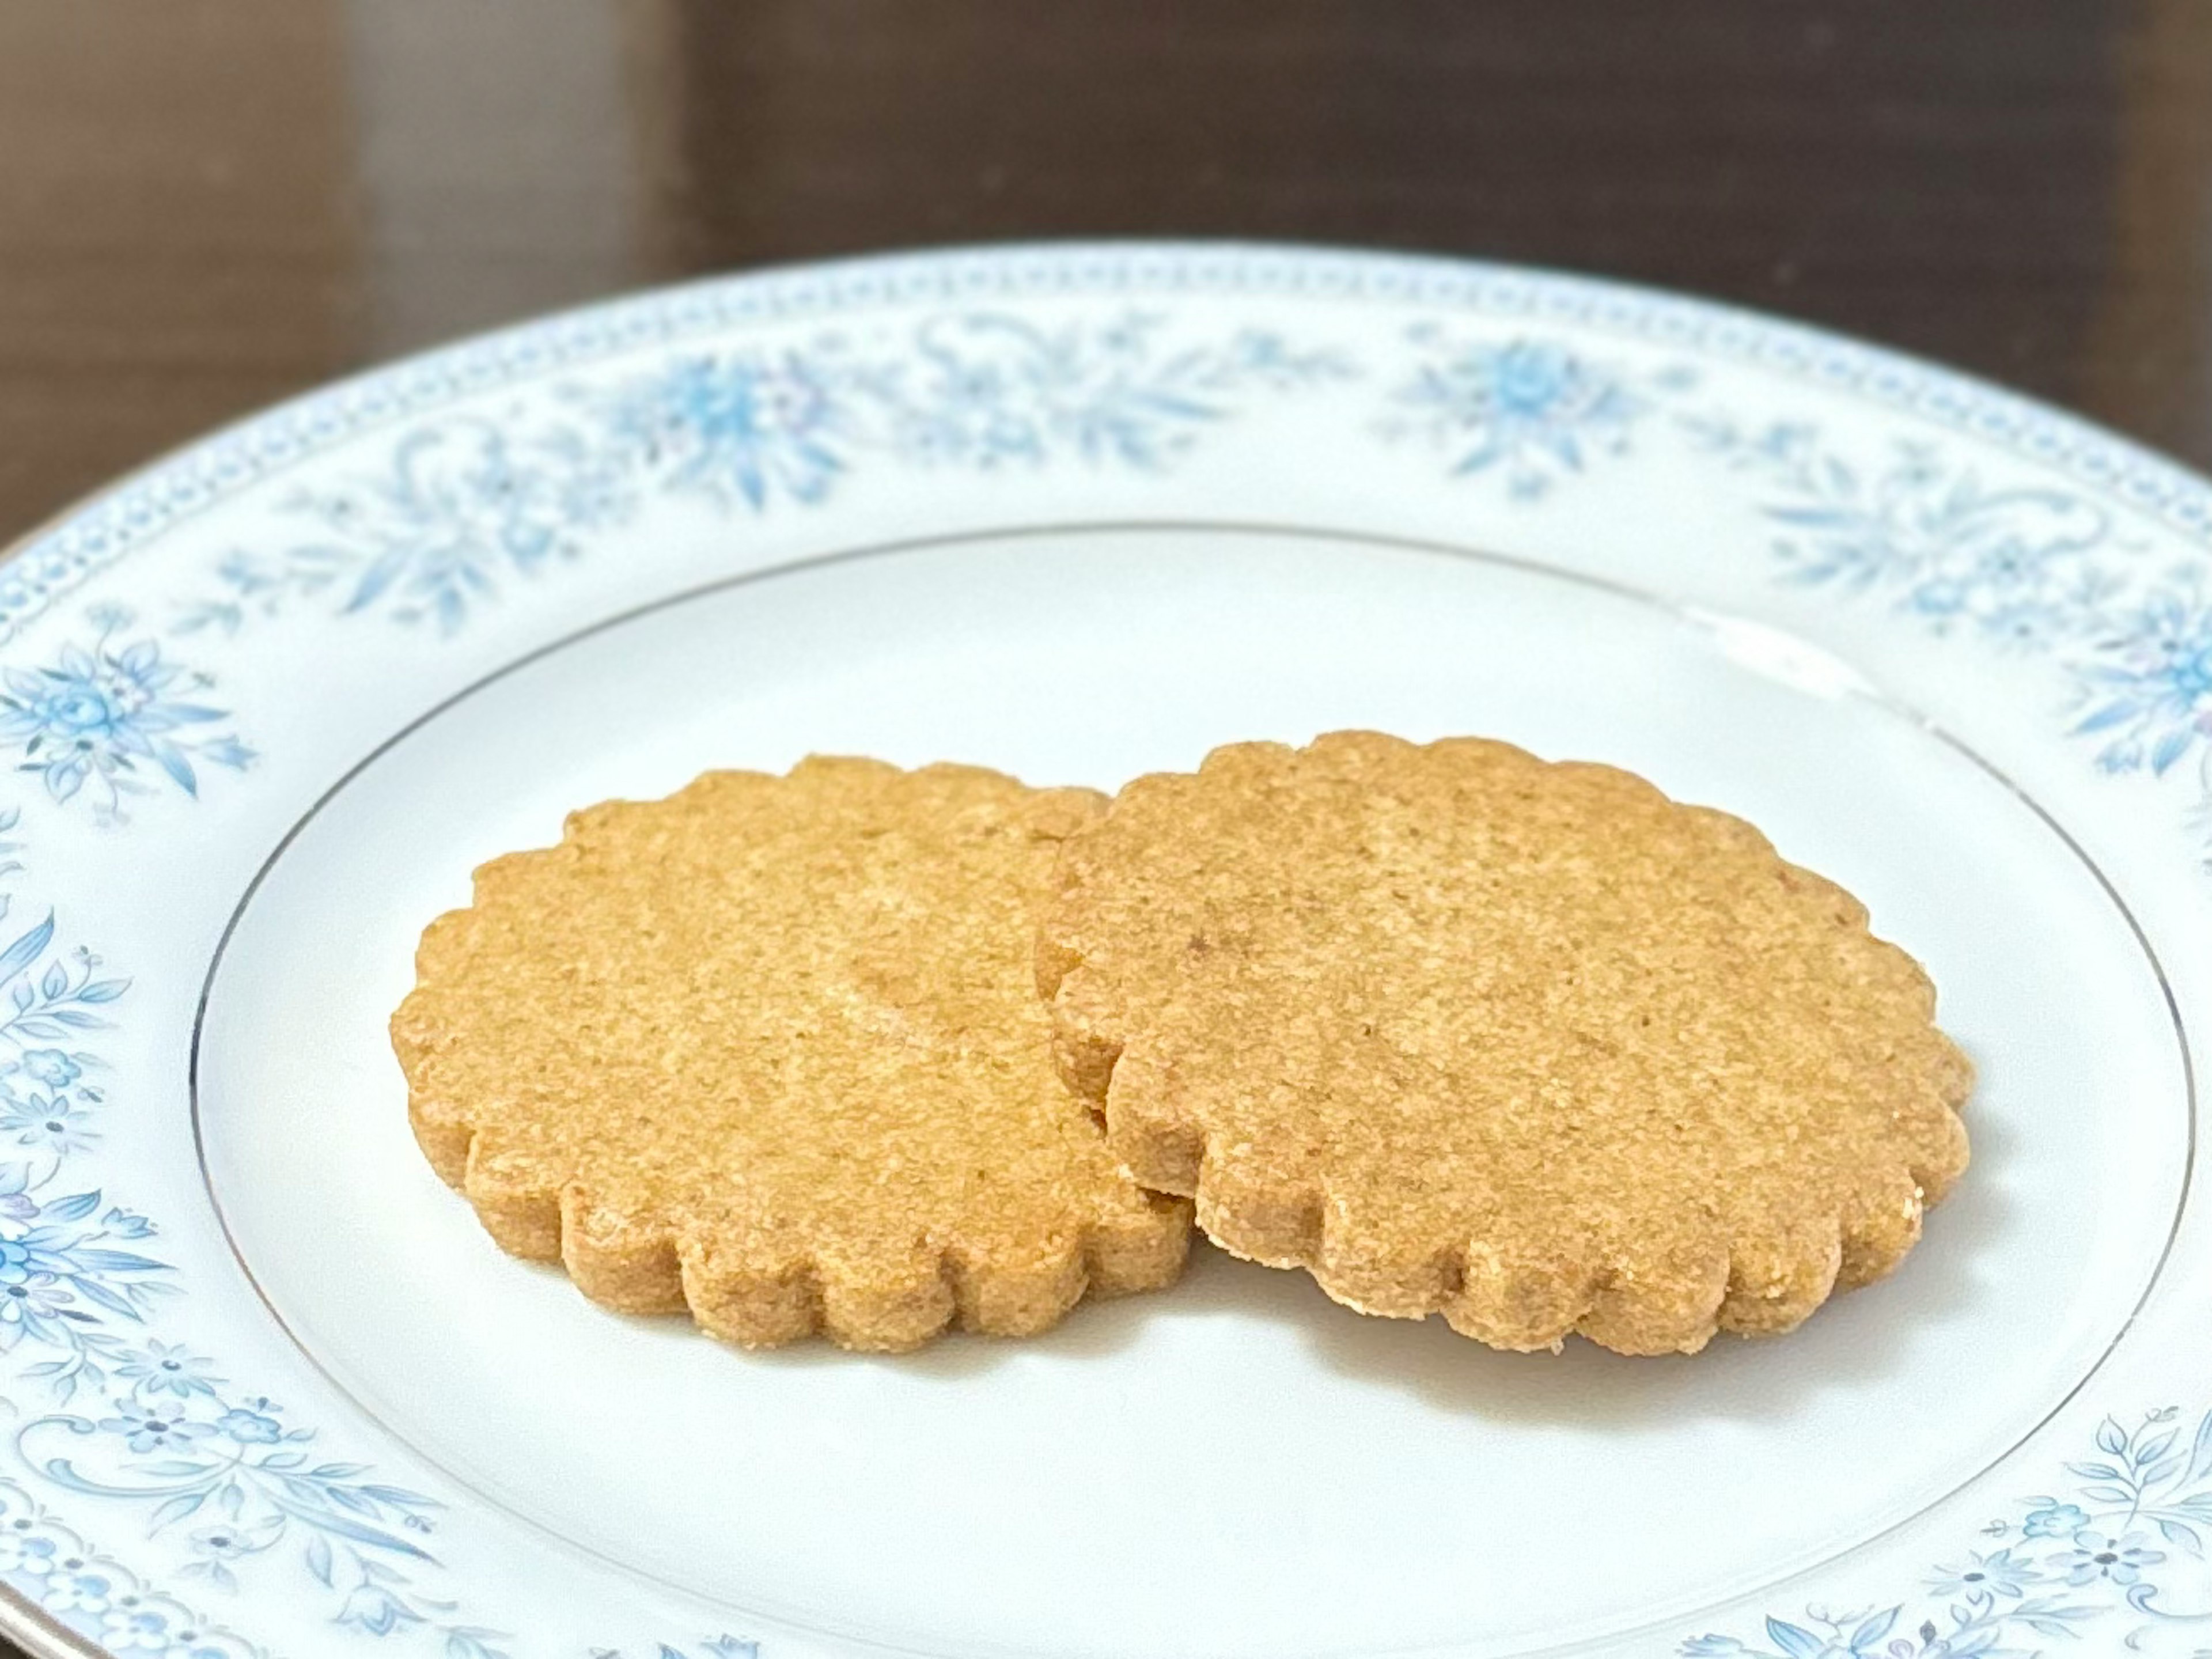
(391, 757, 1191, 1354)
(1039, 732, 1971, 1356)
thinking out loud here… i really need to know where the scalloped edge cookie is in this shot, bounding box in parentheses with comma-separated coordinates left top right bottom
(392, 757, 1191, 1354)
(1039, 732, 1972, 1356)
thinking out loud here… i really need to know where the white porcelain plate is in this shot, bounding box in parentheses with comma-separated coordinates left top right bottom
(0, 243, 2206, 1659)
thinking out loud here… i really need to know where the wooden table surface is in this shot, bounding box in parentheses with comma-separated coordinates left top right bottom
(0, 0, 2207, 1650)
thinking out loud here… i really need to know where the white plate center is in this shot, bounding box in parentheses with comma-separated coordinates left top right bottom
(196, 526, 2186, 1659)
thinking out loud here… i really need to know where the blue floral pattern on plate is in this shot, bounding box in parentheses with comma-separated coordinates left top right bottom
(163, 313, 2212, 864)
(1382, 324, 1692, 497)
(1686, 1411, 2212, 1658)
(1685, 415, 2212, 857)
(0, 246, 2200, 1656)
(175, 312, 1350, 636)
(0, 608, 252, 825)
(0, 901, 740, 1659)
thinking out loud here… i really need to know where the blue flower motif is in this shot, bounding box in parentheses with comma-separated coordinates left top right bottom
(18, 1050, 78, 1089)
(1389, 331, 1661, 498)
(1926, 1545, 2039, 1597)
(0, 1523, 59, 1578)
(1688, 423, 2113, 654)
(213, 1406, 282, 1445)
(2021, 1501, 2091, 1537)
(179, 1518, 268, 1596)
(0, 1236, 45, 1282)
(3, 1225, 104, 1281)
(187, 1525, 251, 1562)
(336, 1578, 426, 1635)
(0, 1270, 73, 1337)
(881, 313, 1347, 471)
(39, 1565, 115, 1612)
(292, 421, 634, 634)
(100, 1207, 155, 1240)
(0, 1093, 97, 1156)
(605, 351, 850, 510)
(2052, 1528, 2163, 1586)
(0, 612, 253, 824)
(2073, 574, 2212, 776)
(0, 1196, 171, 1366)
(115, 1342, 221, 1400)
(95, 1406, 214, 1456)
(99, 1601, 176, 1652)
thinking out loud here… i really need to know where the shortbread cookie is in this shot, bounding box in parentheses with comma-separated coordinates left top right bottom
(392, 757, 1191, 1354)
(1040, 732, 1971, 1355)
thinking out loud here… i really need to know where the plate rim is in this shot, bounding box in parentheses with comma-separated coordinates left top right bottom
(2, 237, 2209, 1659)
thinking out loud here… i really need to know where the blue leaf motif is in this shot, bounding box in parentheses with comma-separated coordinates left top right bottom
(70, 1278, 147, 1320)
(40, 1190, 100, 1223)
(150, 744, 199, 797)
(276, 1500, 435, 1562)
(362, 1482, 440, 1508)
(1849, 1608, 1899, 1650)
(149, 1489, 206, 1531)
(70, 1249, 169, 1273)
(2186, 1413, 2212, 1482)
(1764, 1616, 1824, 1659)
(43, 757, 86, 805)
(2157, 1517, 2202, 1554)
(2142, 1456, 2188, 1488)
(0, 912, 56, 983)
(324, 1483, 379, 1517)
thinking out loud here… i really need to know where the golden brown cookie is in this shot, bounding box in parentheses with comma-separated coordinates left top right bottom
(1040, 732, 1971, 1356)
(392, 757, 1191, 1354)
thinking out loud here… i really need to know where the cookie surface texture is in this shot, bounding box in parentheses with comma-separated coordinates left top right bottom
(392, 757, 1191, 1353)
(1040, 732, 1971, 1356)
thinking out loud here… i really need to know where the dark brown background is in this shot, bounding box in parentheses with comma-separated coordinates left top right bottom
(0, 1, 2207, 1649)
